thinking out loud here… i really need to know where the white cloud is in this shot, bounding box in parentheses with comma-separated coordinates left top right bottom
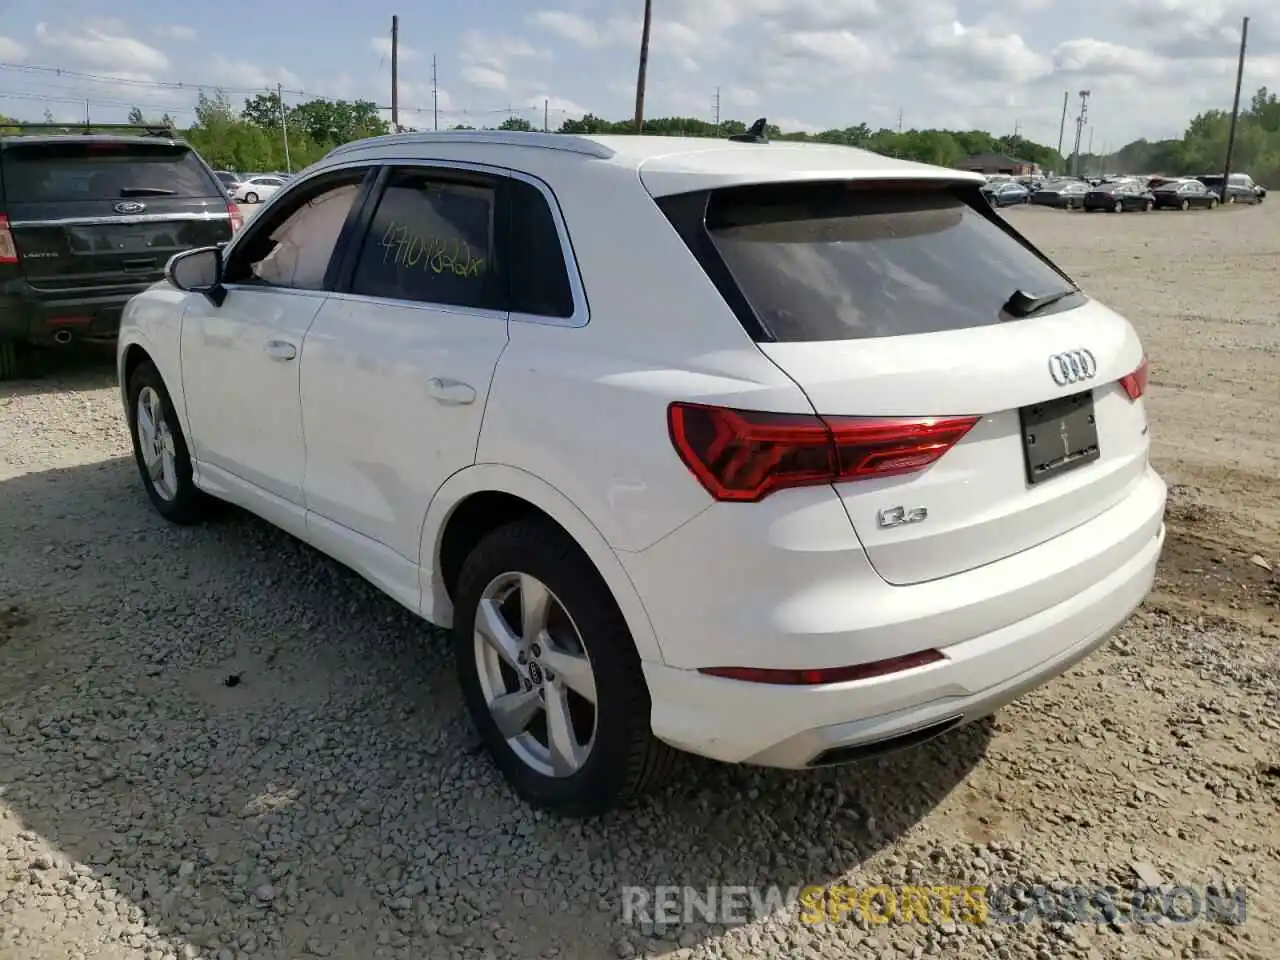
(207, 55, 302, 92)
(34, 21, 170, 75)
(0, 36, 26, 61)
(462, 66, 508, 91)
(152, 25, 197, 42)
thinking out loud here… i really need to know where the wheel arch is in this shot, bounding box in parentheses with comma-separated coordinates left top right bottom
(420, 464, 667, 664)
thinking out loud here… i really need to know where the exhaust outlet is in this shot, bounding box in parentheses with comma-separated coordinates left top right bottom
(53, 329, 73, 345)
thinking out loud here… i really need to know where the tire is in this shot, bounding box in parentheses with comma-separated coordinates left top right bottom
(126, 359, 212, 525)
(1113, 200, 1124, 213)
(453, 518, 680, 817)
(0, 339, 19, 381)
(1064, 199, 1074, 210)
(1144, 199, 1153, 212)
(1209, 198, 1218, 210)
(244, 192, 259, 204)
(1181, 199, 1191, 211)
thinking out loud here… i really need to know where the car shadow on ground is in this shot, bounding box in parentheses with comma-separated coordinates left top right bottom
(0, 344, 117, 400)
(0, 457, 992, 960)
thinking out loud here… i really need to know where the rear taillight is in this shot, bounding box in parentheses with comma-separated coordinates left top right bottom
(667, 402, 980, 503)
(0, 215, 17, 264)
(1120, 356, 1149, 401)
(227, 202, 244, 232)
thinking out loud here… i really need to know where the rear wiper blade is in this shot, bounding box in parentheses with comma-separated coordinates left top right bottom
(1002, 287, 1078, 318)
(119, 186, 177, 197)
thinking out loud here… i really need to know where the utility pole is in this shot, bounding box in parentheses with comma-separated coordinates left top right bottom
(544, 99, 549, 133)
(277, 82, 291, 173)
(1071, 89, 1090, 177)
(1223, 16, 1250, 196)
(1057, 90, 1068, 160)
(391, 15, 400, 132)
(432, 55, 439, 131)
(713, 86, 720, 133)
(897, 108, 903, 133)
(633, 0, 653, 133)
(84, 99, 90, 128)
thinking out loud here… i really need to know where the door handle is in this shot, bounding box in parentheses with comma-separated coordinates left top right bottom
(426, 377, 476, 406)
(263, 339, 297, 361)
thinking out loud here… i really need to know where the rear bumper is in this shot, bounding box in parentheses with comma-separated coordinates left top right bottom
(0, 279, 157, 344)
(629, 467, 1167, 767)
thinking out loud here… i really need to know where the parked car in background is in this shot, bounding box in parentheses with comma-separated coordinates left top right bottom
(1031, 179, 1089, 209)
(983, 180, 1030, 207)
(115, 128, 1164, 815)
(1195, 173, 1261, 204)
(0, 123, 241, 380)
(1145, 175, 1183, 190)
(213, 169, 241, 195)
(232, 175, 288, 203)
(1083, 180, 1154, 212)
(1151, 179, 1219, 211)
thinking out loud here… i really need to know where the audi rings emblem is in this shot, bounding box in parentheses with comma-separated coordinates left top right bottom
(1047, 349, 1098, 386)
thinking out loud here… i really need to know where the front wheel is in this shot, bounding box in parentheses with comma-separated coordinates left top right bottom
(1209, 198, 1219, 210)
(244, 191, 259, 204)
(1064, 199, 1074, 210)
(126, 360, 213, 525)
(1181, 199, 1191, 211)
(453, 519, 680, 817)
(1113, 200, 1124, 213)
(1144, 199, 1154, 212)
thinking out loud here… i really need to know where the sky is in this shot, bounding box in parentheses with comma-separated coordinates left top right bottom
(0, 0, 1274, 153)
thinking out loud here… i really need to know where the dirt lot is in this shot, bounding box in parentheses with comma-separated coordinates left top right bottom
(1, 202, 1277, 960)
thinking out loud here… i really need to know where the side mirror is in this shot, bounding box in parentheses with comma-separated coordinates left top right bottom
(165, 246, 227, 307)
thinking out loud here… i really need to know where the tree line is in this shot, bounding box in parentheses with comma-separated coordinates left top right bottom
(6, 85, 1276, 186)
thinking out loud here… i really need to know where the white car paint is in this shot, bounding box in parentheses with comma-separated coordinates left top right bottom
(232, 175, 287, 203)
(117, 130, 1165, 785)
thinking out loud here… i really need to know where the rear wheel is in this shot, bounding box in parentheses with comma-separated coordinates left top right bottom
(1064, 199, 1074, 210)
(1113, 200, 1124, 213)
(126, 360, 213, 525)
(1144, 199, 1154, 212)
(1181, 199, 1191, 211)
(0, 339, 19, 381)
(1209, 198, 1219, 210)
(453, 518, 680, 817)
(244, 191, 259, 204)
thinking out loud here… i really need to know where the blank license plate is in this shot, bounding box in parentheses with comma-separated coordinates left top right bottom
(1020, 390, 1100, 485)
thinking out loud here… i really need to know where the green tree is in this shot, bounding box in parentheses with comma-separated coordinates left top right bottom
(498, 116, 533, 131)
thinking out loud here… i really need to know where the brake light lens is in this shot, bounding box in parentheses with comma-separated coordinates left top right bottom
(667, 402, 980, 503)
(700, 649, 946, 685)
(227, 201, 244, 232)
(0, 215, 17, 264)
(1120, 356, 1148, 400)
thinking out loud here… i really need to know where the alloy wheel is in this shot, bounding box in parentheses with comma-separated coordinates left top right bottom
(136, 386, 179, 502)
(473, 571, 598, 778)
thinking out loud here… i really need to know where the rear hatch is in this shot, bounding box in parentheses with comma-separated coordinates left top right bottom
(659, 178, 1150, 586)
(1, 139, 232, 289)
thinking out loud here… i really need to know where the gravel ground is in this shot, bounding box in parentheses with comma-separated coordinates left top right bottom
(1, 202, 1277, 960)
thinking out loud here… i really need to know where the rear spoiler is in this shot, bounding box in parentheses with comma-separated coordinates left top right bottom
(0, 122, 177, 138)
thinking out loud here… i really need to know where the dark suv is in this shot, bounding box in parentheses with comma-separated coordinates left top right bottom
(0, 123, 241, 378)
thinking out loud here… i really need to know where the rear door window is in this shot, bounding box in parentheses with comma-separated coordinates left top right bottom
(0, 141, 221, 201)
(691, 181, 1079, 342)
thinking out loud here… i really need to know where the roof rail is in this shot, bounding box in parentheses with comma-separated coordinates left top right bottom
(325, 129, 616, 161)
(0, 121, 178, 138)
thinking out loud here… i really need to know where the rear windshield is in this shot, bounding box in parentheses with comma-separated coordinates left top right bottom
(697, 181, 1078, 342)
(1, 141, 219, 202)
